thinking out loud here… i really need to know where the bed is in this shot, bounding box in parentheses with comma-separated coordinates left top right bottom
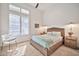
(30, 27, 65, 56)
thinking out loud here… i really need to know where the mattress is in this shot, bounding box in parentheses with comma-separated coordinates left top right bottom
(32, 34, 63, 48)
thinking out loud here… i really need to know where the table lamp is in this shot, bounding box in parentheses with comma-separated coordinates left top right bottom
(68, 22, 74, 37)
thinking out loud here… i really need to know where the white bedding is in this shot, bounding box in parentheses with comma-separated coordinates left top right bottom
(32, 34, 63, 48)
(38, 34, 62, 42)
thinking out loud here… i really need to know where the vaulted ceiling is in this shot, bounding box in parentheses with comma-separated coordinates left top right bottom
(28, 3, 54, 11)
(28, 3, 79, 12)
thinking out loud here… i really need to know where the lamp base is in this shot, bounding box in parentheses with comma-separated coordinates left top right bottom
(68, 32, 73, 37)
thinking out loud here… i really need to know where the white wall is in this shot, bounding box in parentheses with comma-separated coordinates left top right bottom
(0, 3, 43, 43)
(43, 3, 79, 26)
(0, 4, 1, 35)
(0, 4, 9, 34)
(43, 3, 79, 47)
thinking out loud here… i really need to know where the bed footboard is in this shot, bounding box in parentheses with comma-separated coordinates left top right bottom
(30, 39, 63, 56)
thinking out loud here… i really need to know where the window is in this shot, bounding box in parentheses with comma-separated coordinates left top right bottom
(9, 4, 20, 12)
(9, 4, 29, 36)
(21, 16, 29, 35)
(9, 14, 20, 36)
(21, 9, 29, 14)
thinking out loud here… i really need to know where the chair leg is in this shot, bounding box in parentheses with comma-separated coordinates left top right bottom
(15, 40, 17, 48)
(1, 42, 3, 54)
(9, 42, 10, 50)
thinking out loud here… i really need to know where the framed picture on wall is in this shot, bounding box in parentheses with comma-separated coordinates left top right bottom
(35, 24, 39, 28)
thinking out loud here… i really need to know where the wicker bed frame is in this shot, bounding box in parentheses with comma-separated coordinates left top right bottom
(30, 27, 65, 56)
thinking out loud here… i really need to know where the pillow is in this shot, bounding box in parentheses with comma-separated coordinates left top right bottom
(52, 32, 61, 36)
(47, 32, 52, 35)
(47, 32, 61, 36)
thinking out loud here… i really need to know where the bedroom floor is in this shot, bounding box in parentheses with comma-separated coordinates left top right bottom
(0, 41, 79, 56)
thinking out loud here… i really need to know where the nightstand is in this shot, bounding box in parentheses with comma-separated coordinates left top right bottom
(64, 36, 77, 48)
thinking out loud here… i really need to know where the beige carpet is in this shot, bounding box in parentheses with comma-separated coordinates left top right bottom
(0, 41, 79, 56)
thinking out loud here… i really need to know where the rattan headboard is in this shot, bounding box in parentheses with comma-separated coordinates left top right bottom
(47, 27, 65, 39)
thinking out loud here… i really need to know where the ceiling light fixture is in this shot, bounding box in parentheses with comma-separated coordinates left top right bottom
(35, 3, 39, 8)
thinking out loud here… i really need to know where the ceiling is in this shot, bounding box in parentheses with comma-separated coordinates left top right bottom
(28, 3, 79, 12)
(28, 3, 53, 11)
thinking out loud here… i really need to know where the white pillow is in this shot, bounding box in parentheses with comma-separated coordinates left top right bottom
(52, 32, 61, 36)
(47, 32, 52, 35)
(47, 32, 61, 36)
